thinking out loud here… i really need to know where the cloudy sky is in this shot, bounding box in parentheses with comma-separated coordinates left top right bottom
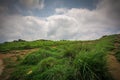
(0, 0, 120, 42)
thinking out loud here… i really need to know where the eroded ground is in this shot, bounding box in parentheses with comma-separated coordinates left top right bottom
(0, 49, 39, 80)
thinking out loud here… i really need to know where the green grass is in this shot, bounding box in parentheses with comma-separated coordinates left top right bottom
(1, 34, 118, 80)
(0, 40, 78, 52)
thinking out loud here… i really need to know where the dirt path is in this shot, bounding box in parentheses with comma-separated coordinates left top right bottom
(108, 54, 120, 80)
(0, 59, 4, 75)
(0, 48, 39, 78)
(107, 35, 120, 80)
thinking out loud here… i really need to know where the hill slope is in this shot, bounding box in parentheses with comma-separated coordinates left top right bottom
(107, 34, 120, 80)
(0, 34, 120, 80)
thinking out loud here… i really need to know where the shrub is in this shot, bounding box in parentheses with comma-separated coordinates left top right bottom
(21, 53, 41, 65)
(73, 50, 112, 80)
(21, 49, 53, 65)
(9, 66, 31, 80)
(36, 57, 58, 72)
(29, 65, 75, 80)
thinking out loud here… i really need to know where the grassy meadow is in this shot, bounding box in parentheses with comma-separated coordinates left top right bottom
(0, 34, 120, 80)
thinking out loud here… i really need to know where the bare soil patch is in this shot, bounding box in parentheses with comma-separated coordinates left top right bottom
(0, 48, 39, 80)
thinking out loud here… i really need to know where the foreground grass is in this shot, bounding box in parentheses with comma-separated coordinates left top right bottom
(2, 34, 117, 80)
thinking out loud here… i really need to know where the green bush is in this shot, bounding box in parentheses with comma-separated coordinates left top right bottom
(9, 66, 31, 80)
(36, 57, 58, 72)
(28, 65, 75, 80)
(21, 49, 52, 65)
(21, 53, 41, 65)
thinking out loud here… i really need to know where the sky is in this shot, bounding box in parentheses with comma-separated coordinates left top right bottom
(0, 0, 120, 42)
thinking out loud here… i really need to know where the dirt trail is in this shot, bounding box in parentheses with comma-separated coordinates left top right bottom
(107, 35, 120, 80)
(108, 54, 120, 80)
(0, 59, 4, 75)
(0, 48, 39, 77)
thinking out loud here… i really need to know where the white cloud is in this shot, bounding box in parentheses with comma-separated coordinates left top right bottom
(0, 0, 120, 42)
(0, 15, 47, 42)
(45, 8, 119, 40)
(46, 15, 79, 39)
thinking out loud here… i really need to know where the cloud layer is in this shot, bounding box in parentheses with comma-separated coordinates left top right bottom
(0, 0, 120, 42)
(97, 0, 120, 26)
(0, 0, 45, 15)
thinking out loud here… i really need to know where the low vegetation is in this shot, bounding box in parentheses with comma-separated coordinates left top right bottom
(0, 34, 120, 80)
(0, 39, 78, 52)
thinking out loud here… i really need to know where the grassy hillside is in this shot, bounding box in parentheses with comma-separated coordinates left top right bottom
(0, 39, 79, 52)
(0, 34, 120, 80)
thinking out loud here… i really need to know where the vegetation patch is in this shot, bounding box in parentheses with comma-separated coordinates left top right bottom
(1, 34, 119, 80)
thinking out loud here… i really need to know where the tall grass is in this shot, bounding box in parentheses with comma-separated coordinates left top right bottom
(21, 49, 53, 65)
(7, 35, 116, 80)
(0, 40, 77, 52)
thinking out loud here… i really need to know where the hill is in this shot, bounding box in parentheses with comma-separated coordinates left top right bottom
(0, 34, 120, 80)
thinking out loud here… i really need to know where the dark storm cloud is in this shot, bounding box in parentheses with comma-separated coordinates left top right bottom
(97, 0, 120, 25)
(19, 0, 44, 9)
(0, 0, 44, 15)
(0, 0, 19, 14)
(0, 0, 17, 6)
(108, 0, 120, 20)
(45, 0, 98, 10)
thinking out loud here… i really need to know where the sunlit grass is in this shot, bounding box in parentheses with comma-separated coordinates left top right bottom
(1, 34, 118, 80)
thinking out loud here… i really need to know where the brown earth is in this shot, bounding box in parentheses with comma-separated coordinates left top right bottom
(108, 54, 120, 80)
(107, 35, 120, 80)
(0, 48, 39, 80)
